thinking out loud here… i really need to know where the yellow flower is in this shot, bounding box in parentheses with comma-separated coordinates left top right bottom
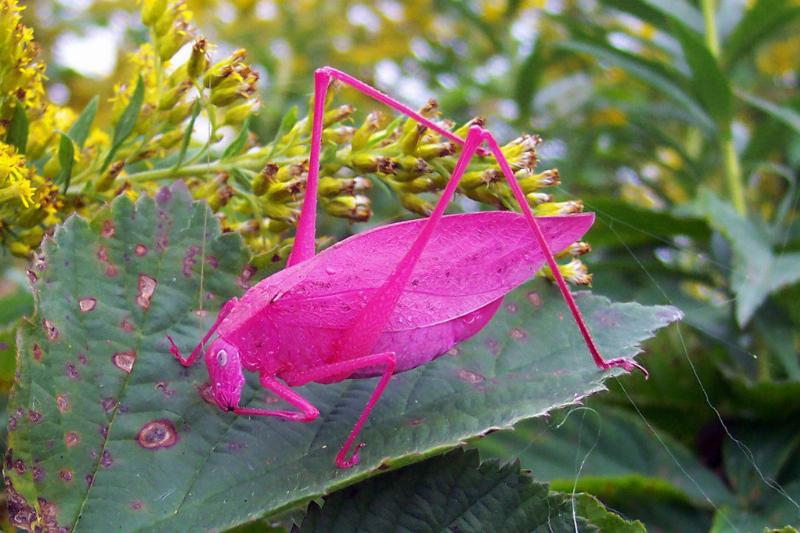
(0, 143, 36, 208)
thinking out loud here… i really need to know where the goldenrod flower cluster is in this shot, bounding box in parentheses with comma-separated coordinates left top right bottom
(0, 0, 591, 284)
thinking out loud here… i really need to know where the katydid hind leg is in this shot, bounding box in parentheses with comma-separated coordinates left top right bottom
(284, 351, 397, 468)
(480, 131, 648, 377)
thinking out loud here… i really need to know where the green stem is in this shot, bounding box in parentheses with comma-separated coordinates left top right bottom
(701, 0, 746, 215)
(700, 0, 720, 57)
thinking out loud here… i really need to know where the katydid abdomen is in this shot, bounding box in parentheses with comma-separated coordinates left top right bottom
(216, 211, 594, 380)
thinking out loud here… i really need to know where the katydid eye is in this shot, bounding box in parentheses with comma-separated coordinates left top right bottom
(217, 349, 228, 367)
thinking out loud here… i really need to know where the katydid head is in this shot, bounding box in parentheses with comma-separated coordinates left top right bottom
(205, 337, 245, 412)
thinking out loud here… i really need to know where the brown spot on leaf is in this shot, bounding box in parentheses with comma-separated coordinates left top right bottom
(13, 459, 25, 474)
(26, 269, 37, 284)
(79, 297, 97, 312)
(8, 416, 16, 431)
(526, 291, 542, 307)
(102, 219, 115, 238)
(105, 264, 119, 277)
(100, 450, 113, 468)
(238, 264, 256, 289)
(457, 368, 485, 384)
(485, 337, 501, 356)
(137, 419, 179, 450)
(134, 243, 148, 256)
(101, 398, 117, 413)
(136, 274, 157, 309)
(120, 318, 135, 332)
(505, 302, 519, 314)
(407, 417, 424, 427)
(32, 467, 44, 482)
(65, 432, 80, 448)
(97, 246, 109, 262)
(56, 394, 70, 413)
(182, 245, 199, 277)
(59, 469, 73, 482)
(32, 343, 42, 362)
(78, 352, 88, 365)
(28, 410, 42, 424)
(206, 256, 219, 269)
(198, 382, 215, 405)
(43, 319, 59, 340)
(155, 381, 175, 399)
(130, 501, 144, 511)
(65, 362, 80, 379)
(510, 328, 528, 340)
(112, 351, 136, 373)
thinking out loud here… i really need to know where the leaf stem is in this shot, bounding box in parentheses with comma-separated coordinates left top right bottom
(701, 0, 746, 215)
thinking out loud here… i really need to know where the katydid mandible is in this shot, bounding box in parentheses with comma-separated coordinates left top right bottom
(167, 66, 647, 469)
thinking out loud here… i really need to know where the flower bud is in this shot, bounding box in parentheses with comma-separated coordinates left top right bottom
(351, 112, 384, 151)
(187, 38, 208, 79)
(417, 142, 456, 160)
(252, 163, 278, 196)
(534, 200, 584, 216)
(141, 0, 168, 27)
(324, 195, 371, 222)
(399, 193, 432, 216)
(158, 80, 192, 110)
(95, 161, 125, 192)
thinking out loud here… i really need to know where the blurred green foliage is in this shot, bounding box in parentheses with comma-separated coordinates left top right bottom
(1, 0, 799, 531)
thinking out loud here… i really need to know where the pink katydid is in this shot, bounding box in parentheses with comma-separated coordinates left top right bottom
(167, 66, 647, 469)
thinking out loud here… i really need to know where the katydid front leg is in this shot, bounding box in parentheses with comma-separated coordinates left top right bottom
(167, 297, 238, 367)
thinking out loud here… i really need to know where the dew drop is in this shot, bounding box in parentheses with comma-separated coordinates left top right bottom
(325, 266, 337, 275)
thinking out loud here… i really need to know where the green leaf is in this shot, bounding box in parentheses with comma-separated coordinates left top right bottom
(691, 189, 800, 325)
(584, 197, 710, 249)
(6, 99, 29, 154)
(722, 0, 800, 69)
(101, 75, 145, 172)
(268, 105, 298, 155)
(299, 449, 643, 532)
(736, 89, 800, 137)
(4, 183, 680, 531)
(672, 23, 732, 128)
(173, 100, 201, 170)
(599, 0, 704, 33)
(221, 116, 251, 160)
(558, 40, 716, 132)
(57, 133, 75, 193)
(68, 96, 99, 149)
(475, 405, 734, 511)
